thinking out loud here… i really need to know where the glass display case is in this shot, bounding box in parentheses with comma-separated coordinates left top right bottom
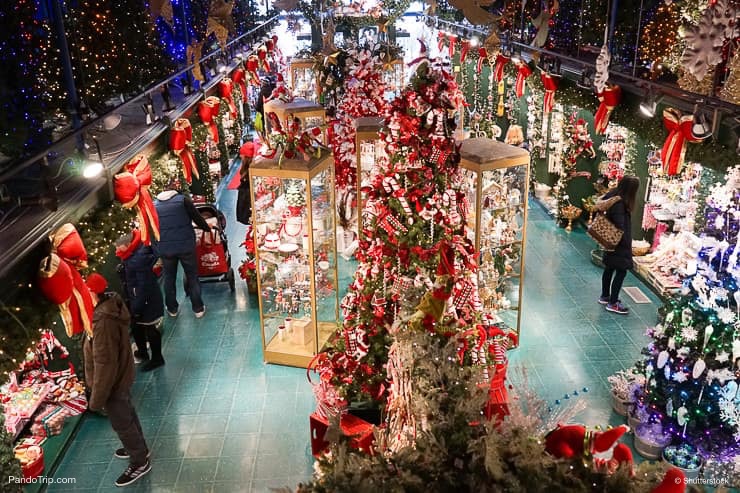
(290, 59, 319, 102)
(355, 116, 385, 240)
(383, 59, 404, 100)
(263, 99, 327, 144)
(249, 152, 339, 367)
(459, 138, 530, 342)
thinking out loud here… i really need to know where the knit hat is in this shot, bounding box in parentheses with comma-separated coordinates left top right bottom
(239, 142, 256, 159)
(86, 272, 108, 294)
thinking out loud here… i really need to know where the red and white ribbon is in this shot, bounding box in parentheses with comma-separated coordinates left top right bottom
(493, 54, 510, 82)
(476, 48, 488, 73)
(514, 61, 532, 98)
(594, 84, 622, 135)
(661, 107, 707, 176)
(198, 96, 221, 143)
(442, 189, 461, 225)
(383, 175, 413, 224)
(169, 118, 199, 184)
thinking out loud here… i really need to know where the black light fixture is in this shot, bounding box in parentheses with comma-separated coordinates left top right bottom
(691, 103, 714, 140)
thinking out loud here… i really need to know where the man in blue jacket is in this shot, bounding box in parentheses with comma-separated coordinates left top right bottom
(154, 186, 212, 319)
(116, 229, 165, 371)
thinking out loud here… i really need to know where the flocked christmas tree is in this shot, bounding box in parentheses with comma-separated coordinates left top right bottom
(314, 44, 493, 411)
(640, 165, 740, 456)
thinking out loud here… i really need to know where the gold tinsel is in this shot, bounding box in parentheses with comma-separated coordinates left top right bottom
(677, 66, 716, 96)
(719, 50, 740, 105)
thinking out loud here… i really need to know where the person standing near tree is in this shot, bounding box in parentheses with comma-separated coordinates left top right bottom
(84, 273, 151, 487)
(597, 175, 640, 315)
(154, 183, 212, 318)
(115, 229, 165, 372)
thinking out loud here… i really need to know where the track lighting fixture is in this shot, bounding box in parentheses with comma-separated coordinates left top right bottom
(639, 87, 663, 118)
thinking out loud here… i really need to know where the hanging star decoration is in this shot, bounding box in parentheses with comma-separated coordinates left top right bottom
(426, 0, 438, 16)
(531, 0, 559, 48)
(207, 0, 235, 49)
(322, 17, 337, 55)
(149, 0, 174, 27)
(187, 40, 205, 82)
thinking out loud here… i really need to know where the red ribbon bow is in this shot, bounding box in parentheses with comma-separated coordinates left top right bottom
(594, 85, 622, 135)
(494, 54, 510, 82)
(476, 48, 488, 73)
(514, 61, 532, 98)
(170, 118, 199, 184)
(37, 225, 94, 337)
(661, 107, 707, 176)
(231, 68, 247, 99)
(114, 155, 160, 245)
(437, 31, 446, 52)
(246, 56, 260, 86)
(218, 78, 237, 119)
(448, 34, 457, 59)
(198, 96, 221, 143)
(459, 39, 470, 63)
(541, 70, 560, 115)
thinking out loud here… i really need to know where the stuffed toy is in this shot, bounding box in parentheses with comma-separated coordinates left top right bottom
(545, 424, 629, 462)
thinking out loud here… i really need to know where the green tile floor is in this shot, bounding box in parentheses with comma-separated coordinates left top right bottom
(46, 179, 661, 491)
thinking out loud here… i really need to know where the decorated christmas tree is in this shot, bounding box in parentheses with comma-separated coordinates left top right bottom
(314, 45, 493, 412)
(329, 48, 389, 192)
(639, 165, 740, 457)
(0, 412, 22, 492)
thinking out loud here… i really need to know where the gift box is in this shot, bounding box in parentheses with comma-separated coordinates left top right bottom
(292, 317, 314, 346)
(14, 444, 44, 480)
(309, 412, 375, 458)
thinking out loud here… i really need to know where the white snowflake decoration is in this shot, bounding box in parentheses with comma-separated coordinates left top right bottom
(707, 368, 736, 385)
(673, 371, 689, 383)
(681, 326, 698, 342)
(680, 0, 739, 81)
(716, 352, 730, 363)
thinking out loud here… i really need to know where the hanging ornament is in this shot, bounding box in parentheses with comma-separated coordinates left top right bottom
(657, 350, 670, 369)
(531, 0, 559, 48)
(594, 41, 611, 93)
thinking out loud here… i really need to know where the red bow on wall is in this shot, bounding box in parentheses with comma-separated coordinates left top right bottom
(114, 155, 160, 245)
(218, 78, 237, 119)
(661, 107, 708, 176)
(170, 118, 199, 184)
(198, 96, 221, 143)
(448, 34, 457, 59)
(476, 48, 488, 73)
(541, 70, 560, 115)
(594, 85, 622, 135)
(231, 68, 247, 99)
(37, 225, 94, 337)
(493, 54, 510, 82)
(514, 60, 532, 98)
(459, 39, 471, 63)
(246, 56, 260, 86)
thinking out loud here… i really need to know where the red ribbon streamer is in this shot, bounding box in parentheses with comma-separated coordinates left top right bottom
(541, 71, 560, 115)
(246, 56, 260, 86)
(170, 118, 199, 184)
(459, 40, 470, 63)
(231, 68, 247, 99)
(476, 48, 488, 73)
(594, 85, 622, 135)
(114, 155, 160, 245)
(437, 31, 446, 52)
(494, 54, 510, 82)
(448, 34, 457, 59)
(218, 78, 237, 119)
(514, 61, 532, 98)
(198, 96, 221, 143)
(661, 107, 706, 176)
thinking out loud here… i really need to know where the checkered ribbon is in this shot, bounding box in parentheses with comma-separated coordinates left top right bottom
(379, 214, 408, 236)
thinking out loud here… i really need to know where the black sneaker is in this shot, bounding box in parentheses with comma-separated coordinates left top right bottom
(114, 448, 151, 460)
(133, 350, 149, 364)
(115, 460, 151, 486)
(142, 359, 165, 372)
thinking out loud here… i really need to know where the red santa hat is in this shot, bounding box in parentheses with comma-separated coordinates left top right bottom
(239, 142, 256, 160)
(86, 272, 108, 295)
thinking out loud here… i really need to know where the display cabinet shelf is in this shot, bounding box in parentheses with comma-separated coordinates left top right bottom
(249, 152, 339, 367)
(459, 138, 531, 342)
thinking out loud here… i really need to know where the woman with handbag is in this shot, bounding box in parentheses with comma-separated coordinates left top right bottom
(596, 175, 640, 314)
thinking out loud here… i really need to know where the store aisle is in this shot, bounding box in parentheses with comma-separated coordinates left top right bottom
(48, 195, 659, 492)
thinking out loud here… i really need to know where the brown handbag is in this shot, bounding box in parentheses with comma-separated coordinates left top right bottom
(587, 212, 623, 251)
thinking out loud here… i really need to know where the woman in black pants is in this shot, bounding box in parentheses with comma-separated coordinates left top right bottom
(597, 176, 640, 314)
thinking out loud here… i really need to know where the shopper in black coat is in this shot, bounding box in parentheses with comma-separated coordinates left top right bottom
(116, 229, 165, 371)
(597, 176, 640, 315)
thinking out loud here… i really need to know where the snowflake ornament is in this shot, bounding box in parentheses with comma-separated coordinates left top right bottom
(681, 326, 699, 342)
(680, 0, 739, 81)
(716, 352, 730, 363)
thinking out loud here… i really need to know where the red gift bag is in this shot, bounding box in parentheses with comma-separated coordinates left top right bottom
(195, 230, 227, 276)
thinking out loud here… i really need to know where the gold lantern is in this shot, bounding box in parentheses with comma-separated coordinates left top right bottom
(249, 152, 339, 367)
(289, 59, 320, 102)
(459, 138, 530, 342)
(263, 99, 328, 145)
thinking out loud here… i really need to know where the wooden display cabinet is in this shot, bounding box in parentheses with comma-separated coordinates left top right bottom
(249, 152, 339, 367)
(459, 138, 530, 343)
